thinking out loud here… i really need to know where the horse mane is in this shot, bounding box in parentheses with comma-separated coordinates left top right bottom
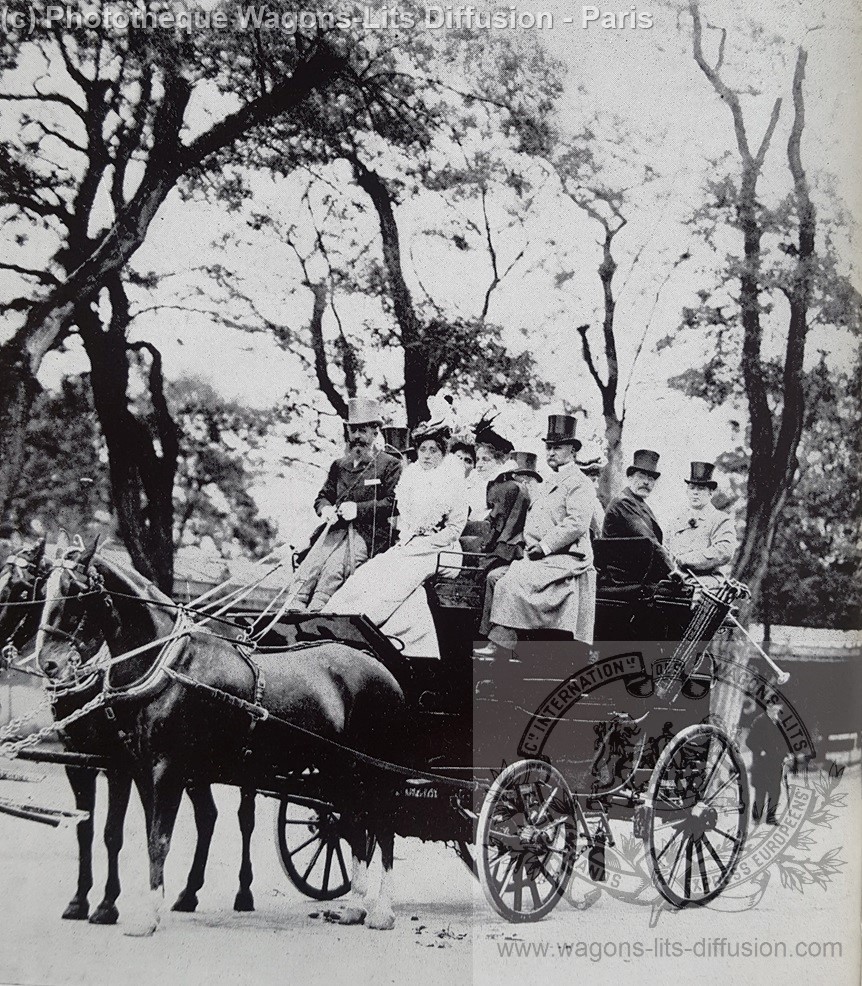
(95, 553, 174, 607)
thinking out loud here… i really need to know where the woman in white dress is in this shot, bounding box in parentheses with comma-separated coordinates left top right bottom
(322, 423, 468, 657)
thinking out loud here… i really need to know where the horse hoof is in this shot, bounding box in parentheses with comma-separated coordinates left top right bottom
(89, 902, 119, 925)
(366, 909, 395, 931)
(62, 901, 89, 921)
(327, 906, 366, 926)
(233, 891, 254, 912)
(171, 894, 198, 913)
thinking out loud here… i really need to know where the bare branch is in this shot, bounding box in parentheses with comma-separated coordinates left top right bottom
(575, 323, 607, 394)
(0, 262, 60, 286)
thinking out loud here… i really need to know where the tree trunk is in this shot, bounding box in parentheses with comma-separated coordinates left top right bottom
(78, 297, 177, 592)
(599, 412, 624, 506)
(350, 157, 429, 427)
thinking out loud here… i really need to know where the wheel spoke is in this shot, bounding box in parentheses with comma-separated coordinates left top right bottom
(529, 874, 543, 909)
(683, 837, 694, 898)
(335, 841, 349, 885)
(300, 838, 326, 882)
(512, 861, 524, 912)
(701, 743, 729, 795)
(712, 825, 743, 846)
(701, 833, 728, 879)
(495, 853, 519, 894)
(694, 838, 710, 894)
(321, 844, 333, 892)
(665, 831, 688, 888)
(655, 825, 683, 864)
(287, 832, 319, 859)
(702, 770, 738, 807)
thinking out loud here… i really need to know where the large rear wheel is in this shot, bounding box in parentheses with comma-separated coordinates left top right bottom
(645, 724, 748, 907)
(477, 760, 576, 922)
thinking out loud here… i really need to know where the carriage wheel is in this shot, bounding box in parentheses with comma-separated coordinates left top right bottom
(275, 797, 352, 901)
(477, 760, 576, 922)
(645, 724, 748, 907)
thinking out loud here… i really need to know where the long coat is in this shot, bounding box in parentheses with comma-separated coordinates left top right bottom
(490, 462, 596, 643)
(668, 504, 737, 577)
(314, 450, 402, 556)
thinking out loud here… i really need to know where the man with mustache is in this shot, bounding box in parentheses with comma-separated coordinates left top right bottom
(293, 398, 402, 611)
(602, 449, 674, 583)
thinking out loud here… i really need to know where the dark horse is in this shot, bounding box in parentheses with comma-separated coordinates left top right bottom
(35, 542, 405, 935)
(0, 541, 255, 924)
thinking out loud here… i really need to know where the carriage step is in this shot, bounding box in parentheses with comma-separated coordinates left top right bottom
(0, 768, 45, 783)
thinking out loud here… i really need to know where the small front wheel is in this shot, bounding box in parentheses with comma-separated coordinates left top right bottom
(645, 724, 748, 907)
(275, 797, 352, 901)
(477, 760, 576, 922)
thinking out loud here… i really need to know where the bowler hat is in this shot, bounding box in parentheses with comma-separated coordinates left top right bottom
(510, 451, 543, 482)
(543, 414, 581, 450)
(685, 461, 718, 490)
(626, 449, 661, 479)
(346, 397, 382, 426)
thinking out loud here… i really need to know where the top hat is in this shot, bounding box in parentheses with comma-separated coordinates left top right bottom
(626, 449, 661, 479)
(685, 461, 718, 490)
(346, 397, 383, 426)
(382, 426, 411, 455)
(510, 451, 543, 482)
(543, 414, 581, 450)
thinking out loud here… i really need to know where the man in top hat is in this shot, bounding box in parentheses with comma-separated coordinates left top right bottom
(476, 414, 597, 654)
(507, 451, 543, 500)
(293, 397, 402, 611)
(602, 449, 674, 582)
(667, 462, 736, 588)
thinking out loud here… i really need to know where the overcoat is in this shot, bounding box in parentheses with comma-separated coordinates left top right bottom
(667, 504, 737, 577)
(490, 462, 596, 644)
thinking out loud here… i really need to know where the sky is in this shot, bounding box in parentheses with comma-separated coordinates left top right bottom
(3, 0, 860, 537)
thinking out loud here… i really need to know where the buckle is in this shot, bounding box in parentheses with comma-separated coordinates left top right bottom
(104, 706, 116, 721)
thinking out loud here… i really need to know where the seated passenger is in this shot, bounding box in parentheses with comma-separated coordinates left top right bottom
(667, 461, 736, 589)
(323, 404, 467, 658)
(602, 449, 674, 582)
(476, 415, 596, 656)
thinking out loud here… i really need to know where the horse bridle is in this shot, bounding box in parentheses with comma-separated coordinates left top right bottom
(37, 558, 108, 682)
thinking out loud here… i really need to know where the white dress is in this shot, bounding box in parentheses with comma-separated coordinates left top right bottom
(322, 455, 468, 657)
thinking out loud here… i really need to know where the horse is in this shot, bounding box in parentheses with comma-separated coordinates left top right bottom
(0, 541, 255, 924)
(34, 541, 406, 936)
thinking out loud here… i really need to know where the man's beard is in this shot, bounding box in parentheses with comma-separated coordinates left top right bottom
(349, 439, 373, 461)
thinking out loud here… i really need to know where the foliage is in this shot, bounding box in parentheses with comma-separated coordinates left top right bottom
(9, 374, 278, 560)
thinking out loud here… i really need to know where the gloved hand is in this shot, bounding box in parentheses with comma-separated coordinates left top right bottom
(526, 544, 545, 561)
(338, 501, 358, 522)
(318, 505, 337, 524)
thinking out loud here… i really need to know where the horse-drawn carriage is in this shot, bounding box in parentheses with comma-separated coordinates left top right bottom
(0, 535, 754, 928)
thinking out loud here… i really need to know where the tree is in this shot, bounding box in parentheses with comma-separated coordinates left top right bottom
(713, 362, 861, 630)
(552, 133, 692, 501)
(7, 373, 278, 561)
(683, 0, 861, 609)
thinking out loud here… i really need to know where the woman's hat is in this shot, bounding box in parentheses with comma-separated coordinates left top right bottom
(472, 411, 514, 455)
(626, 449, 661, 479)
(346, 397, 383, 426)
(543, 414, 581, 450)
(510, 451, 543, 482)
(685, 461, 718, 490)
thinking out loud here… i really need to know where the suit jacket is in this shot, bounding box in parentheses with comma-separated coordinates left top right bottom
(523, 462, 594, 562)
(314, 450, 402, 556)
(602, 486, 672, 582)
(484, 476, 530, 563)
(603, 487, 664, 542)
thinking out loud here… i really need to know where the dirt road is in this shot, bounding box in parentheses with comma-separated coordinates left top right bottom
(0, 764, 859, 986)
